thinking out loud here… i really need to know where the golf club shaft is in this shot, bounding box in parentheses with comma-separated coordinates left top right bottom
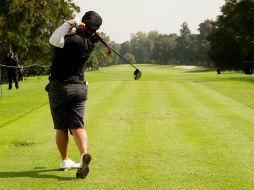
(96, 35, 139, 70)
(109, 47, 138, 70)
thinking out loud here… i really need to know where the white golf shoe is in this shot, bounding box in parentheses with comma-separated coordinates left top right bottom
(60, 159, 80, 170)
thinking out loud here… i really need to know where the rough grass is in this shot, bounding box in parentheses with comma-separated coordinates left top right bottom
(0, 65, 254, 190)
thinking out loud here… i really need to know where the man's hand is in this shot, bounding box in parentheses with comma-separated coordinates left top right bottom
(66, 18, 80, 28)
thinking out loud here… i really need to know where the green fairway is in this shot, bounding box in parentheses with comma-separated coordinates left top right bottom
(1, 65, 254, 190)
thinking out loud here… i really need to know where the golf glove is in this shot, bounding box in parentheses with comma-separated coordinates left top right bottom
(66, 18, 80, 28)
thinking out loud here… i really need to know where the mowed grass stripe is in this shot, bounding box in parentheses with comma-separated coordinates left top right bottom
(86, 81, 173, 189)
(191, 81, 254, 138)
(86, 77, 254, 189)
(118, 81, 157, 188)
(186, 82, 254, 186)
(86, 81, 146, 188)
(86, 80, 130, 137)
(0, 105, 80, 190)
(132, 81, 197, 189)
(2, 65, 254, 190)
(108, 80, 176, 189)
(159, 81, 219, 190)
(164, 81, 254, 189)
(83, 81, 138, 189)
(188, 81, 254, 189)
(0, 78, 48, 127)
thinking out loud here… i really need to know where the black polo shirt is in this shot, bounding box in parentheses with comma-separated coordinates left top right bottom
(49, 32, 94, 83)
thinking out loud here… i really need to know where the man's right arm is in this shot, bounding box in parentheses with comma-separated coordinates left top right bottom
(49, 19, 79, 48)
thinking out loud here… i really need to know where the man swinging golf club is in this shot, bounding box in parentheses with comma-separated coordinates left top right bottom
(48, 11, 111, 179)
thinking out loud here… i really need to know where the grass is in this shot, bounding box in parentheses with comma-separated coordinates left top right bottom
(0, 64, 254, 189)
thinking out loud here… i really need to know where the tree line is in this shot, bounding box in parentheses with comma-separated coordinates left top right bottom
(1, 0, 253, 77)
(208, 0, 254, 74)
(88, 20, 215, 70)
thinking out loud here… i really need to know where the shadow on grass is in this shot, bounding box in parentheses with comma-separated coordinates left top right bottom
(188, 69, 254, 84)
(193, 75, 254, 84)
(0, 168, 74, 181)
(0, 102, 49, 129)
(227, 76, 254, 84)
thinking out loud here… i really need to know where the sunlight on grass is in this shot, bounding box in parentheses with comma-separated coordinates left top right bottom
(1, 65, 254, 190)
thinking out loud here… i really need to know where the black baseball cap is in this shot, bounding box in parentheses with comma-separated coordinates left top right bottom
(82, 11, 102, 32)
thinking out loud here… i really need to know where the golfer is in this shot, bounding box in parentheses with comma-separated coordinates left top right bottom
(48, 11, 108, 179)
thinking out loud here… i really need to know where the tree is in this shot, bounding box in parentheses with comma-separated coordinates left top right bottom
(152, 34, 177, 64)
(0, 0, 79, 74)
(93, 32, 120, 67)
(175, 22, 194, 64)
(120, 41, 132, 56)
(109, 41, 121, 65)
(130, 32, 152, 63)
(85, 53, 99, 71)
(123, 53, 136, 64)
(196, 19, 215, 65)
(208, 0, 254, 73)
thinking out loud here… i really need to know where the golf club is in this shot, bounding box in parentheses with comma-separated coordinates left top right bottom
(108, 47, 142, 80)
(95, 34, 142, 80)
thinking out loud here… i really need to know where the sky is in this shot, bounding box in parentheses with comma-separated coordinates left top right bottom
(73, 0, 225, 43)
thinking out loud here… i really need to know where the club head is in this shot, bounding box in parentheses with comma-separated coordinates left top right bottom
(134, 69, 142, 80)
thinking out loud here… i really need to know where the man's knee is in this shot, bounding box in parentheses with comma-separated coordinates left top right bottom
(56, 129, 68, 135)
(70, 128, 87, 137)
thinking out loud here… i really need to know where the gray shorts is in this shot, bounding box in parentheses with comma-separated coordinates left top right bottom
(48, 81, 88, 130)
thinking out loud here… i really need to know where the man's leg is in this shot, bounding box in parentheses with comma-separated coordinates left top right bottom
(72, 128, 91, 179)
(56, 129, 69, 160)
(12, 71, 19, 89)
(70, 128, 88, 155)
(7, 71, 12, 89)
(14, 76, 19, 89)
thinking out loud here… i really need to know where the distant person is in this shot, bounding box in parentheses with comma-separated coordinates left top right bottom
(13, 53, 24, 81)
(17, 64, 24, 81)
(217, 66, 221, 74)
(5, 51, 19, 90)
(48, 11, 111, 179)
